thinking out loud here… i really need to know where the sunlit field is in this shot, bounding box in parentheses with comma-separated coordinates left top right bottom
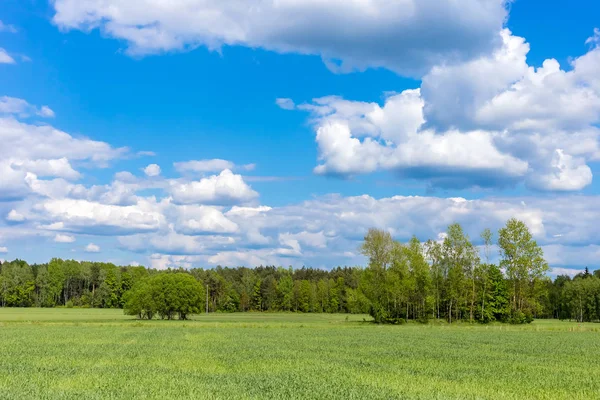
(0, 309, 598, 400)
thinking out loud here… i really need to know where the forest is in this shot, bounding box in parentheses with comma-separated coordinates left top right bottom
(1, 218, 599, 323)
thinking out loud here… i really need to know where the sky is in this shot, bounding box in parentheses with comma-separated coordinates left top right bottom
(0, 0, 599, 275)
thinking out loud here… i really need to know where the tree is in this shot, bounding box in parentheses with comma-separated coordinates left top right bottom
(278, 274, 294, 311)
(98, 267, 120, 308)
(443, 224, 479, 323)
(360, 228, 394, 270)
(485, 264, 510, 322)
(252, 279, 263, 311)
(479, 228, 493, 322)
(34, 265, 53, 307)
(124, 273, 204, 320)
(0, 260, 35, 307)
(298, 280, 312, 312)
(425, 239, 443, 319)
(498, 218, 549, 323)
(405, 237, 432, 322)
(47, 258, 65, 306)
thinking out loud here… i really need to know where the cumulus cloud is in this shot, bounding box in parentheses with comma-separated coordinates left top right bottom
(0, 247, 8, 254)
(171, 205, 239, 235)
(143, 163, 161, 177)
(54, 234, 75, 243)
(297, 91, 527, 188)
(52, 0, 507, 77)
(13, 159, 81, 180)
(85, 243, 100, 253)
(169, 169, 258, 205)
(286, 30, 600, 191)
(0, 115, 127, 200)
(33, 198, 165, 235)
(6, 210, 25, 222)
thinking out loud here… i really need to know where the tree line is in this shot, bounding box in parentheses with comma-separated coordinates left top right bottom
(1, 218, 599, 323)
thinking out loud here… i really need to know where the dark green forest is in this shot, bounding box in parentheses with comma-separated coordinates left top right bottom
(1, 218, 599, 323)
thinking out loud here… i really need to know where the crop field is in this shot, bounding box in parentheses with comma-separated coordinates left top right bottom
(0, 309, 598, 399)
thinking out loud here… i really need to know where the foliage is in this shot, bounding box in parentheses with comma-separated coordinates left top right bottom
(124, 273, 205, 320)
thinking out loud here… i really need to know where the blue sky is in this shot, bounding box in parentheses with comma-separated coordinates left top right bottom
(1, 0, 599, 274)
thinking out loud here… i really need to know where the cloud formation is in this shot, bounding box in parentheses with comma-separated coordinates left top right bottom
(0, 110, 128, 201)
(143, 164, 161, 177)
(283, 30, 600, 191)
(52, 0, 508, 76)
(85, 243, 100, 253)
(169, 169, 258, 205)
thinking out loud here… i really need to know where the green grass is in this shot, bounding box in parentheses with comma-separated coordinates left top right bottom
(0, 309, 598, 399)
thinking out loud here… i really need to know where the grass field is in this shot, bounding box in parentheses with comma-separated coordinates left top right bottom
(0, 309, 598, 399)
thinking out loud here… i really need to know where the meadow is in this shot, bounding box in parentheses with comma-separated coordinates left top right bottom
(0, 309, 598, 399)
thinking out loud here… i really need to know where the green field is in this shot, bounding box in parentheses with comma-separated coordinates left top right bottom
(0, 309, 598, 399)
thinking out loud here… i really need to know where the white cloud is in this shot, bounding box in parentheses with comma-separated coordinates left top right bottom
(6, 210, 25, 222)
(143, 163, 161, 177)
(170, 169, 258, 205)
(0, 116, 128, 200)
(287, 30, 600, 191)
(172, 205, 239, 235)
(0, 117, 125, 163)
(54, 234, 76, 243)
(276, 98, 296, 110)
(0, 97, 55, 118)
(39, 106, 56, 118)
(52, 0, 507, 77)
(174, 159, 235, 173)
(13, 158, 81, 180)
(0, 49, 15, 64)
(298, 92, 527, 188)
(33, 198, 165, 235)
(0, 247, 7, 254)
(526, 150, 592, 192)
(85, 243, 100, 253)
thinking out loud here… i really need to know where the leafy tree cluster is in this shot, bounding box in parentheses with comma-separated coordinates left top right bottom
(545, 268, 600, 322)
(359, 219, 549, 324)
(0, 259, 148, 308)
(0, 259, 367, 314)
(123, 273, 204, 320)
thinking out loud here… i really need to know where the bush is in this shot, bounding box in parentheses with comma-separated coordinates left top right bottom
(509, 310, 534, 324)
